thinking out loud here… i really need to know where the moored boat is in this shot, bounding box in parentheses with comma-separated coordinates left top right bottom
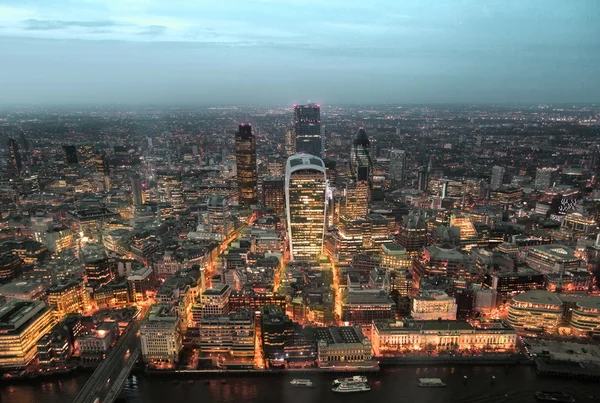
(332, 382, 370, 393)
(535, 391, 575, 402)
(332, 375, 367, 386)
(418, 378, 446, 388)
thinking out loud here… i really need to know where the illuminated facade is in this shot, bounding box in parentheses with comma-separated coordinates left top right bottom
(411, 291, 458, 320)
(207, 196, 234, 241)
(8, 138, 23, 176)
(525, 244, 581, 275)
(156, 170, 184, 207)
(47, 278, 87, 321)
(140, 304, 181, 365)
(0, 300, 56, 369)
(380, 244, 412, 271)
(235, 123, 258, 208)
(389, 149, 407, 185)
(486, 266, 544, 295)
(397, 211, 430, 256)
(198, 309, 255, 357)
(312, 325, 373, 367)
(570, 299, 600, 337)
(507, 290, 563, 333)
(294, 104, 322, 158)
(285, 154, 327, 261)
(262, 177, 285, 216)
(341, 290, 395, 326)
(371, 319, 517, 356)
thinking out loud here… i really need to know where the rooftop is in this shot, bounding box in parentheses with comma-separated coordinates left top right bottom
(512, 290, 563, 306)
(0, 279, 47, 296)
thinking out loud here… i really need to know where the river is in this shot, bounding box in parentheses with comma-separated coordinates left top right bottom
(2, 365, 599, 403)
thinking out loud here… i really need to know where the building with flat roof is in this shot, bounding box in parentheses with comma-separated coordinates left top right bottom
(485, 266, 545, 295)
(507, 290, 563, 333)
(569, 298, 600, 337)
(0, 279, 47, 302)
(310, 325, 373, 367)
(411, 291, 457, 320)
(77, 320, 119, 362)
(0, 300, 56, 368)
(197, 309, 254, 357)
(47, 278, 87, 321)
(341, 290, 395, 327)
(526, 244, 581, 275)
(371, 319, 517, 356)
(380, 243, 411, 271)
(140, 304, 181, 366)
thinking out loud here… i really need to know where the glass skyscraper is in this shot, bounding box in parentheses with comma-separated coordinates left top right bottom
(294, 104, 322, 158)
(285, 154, 327, 261)
(235, 123, 258, 208)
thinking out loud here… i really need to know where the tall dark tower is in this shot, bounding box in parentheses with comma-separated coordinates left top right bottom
(8, 138, 23, 176)
(294, 104, 322, 158)
(350, 127, 373, 185)
(131, 175, 143, 207)
(63, 145, 79, 164)
(235, 123, 258, 208)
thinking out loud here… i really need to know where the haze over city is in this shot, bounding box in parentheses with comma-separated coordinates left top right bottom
(1, 0, 599, 105)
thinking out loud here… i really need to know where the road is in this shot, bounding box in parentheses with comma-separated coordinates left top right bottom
(72, 320, 142, 403)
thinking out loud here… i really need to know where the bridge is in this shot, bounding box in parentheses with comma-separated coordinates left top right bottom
(73, 320, 142, 403)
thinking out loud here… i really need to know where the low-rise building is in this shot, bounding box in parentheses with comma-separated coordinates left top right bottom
(371, 319, 517, 356)
(569, 298, 600, 337)
(0, 300, 56, 369)
(127, 267, 155, 302)
(0, 278, 47, 302)
(485, 266, 545, 295)
(311, 325, 373, 368)
(526, 244, 581, 275)
(411, 291, 458, 320)
(77, 321, 119, 362)
(140, 304, 182, 366)
(341, 290, 395, 327)
(507, 290, 563, 333)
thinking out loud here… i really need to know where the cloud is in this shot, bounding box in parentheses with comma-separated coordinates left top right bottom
(23, 19, 123, 31)
(138, 25, 167, 36)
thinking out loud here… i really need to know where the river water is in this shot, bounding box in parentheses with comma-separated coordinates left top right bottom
(2, 365, 599, 403)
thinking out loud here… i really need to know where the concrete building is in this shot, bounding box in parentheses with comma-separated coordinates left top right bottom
(526, 244, 581, 275)
(0, 300, 56, 369)
(507, 290, 563, 333)
(311, 325, 373, 368)
(127, 267, 154, 303)
(235, 123, 258, 208)
(198, 309, 255, 357)
(389, 149, 407, 185)
(0, 279, 47, 302)
(47, 278, 87, 321)
(411, 291, 458, 320)
(140, 304, 181, 366)
(192, 283, 231, 324)
(490, 165, 505, 190)
(569, 298, 600, 337)
(341, 290, 396, 327)
(77, 321, 119, 361)
(371, 319, 517, 356)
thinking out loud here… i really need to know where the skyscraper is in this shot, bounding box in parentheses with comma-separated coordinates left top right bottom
(262, 177, 285, 216)
(285, 154, 327, 261)
(8, 138, 23, 176)
(208, 196, 233, 240)
(285, 127, 296, 157)
(350, 127, 372, 184)
(490, 165, 505, 190)
(389, 149, 407, 186)
(131, 175, 143, 207)
(294, 104, 322, 158)
(235, 123, 258, 208)
(63, 145, 78, 164)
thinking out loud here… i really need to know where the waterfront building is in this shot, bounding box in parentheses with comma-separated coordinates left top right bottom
(411, 291, 458, 320)
(0, 300, 56, 369)
(310, 325, 373, 368)
(235, 123, 258, 208)
(37, 325, 72, 368)
(525, 244, 581, 275)
(140, 304, 181, 366)
(198, 309, 255, 357)
(371, 319, 517, 356)
(77, 321, 119, 362)
(507, 290, 563, 333)
(47, 278, 87, 321)
(569, 298, 600, 337)
(294, 104, 322, 158)
(285, 154, 326, 261)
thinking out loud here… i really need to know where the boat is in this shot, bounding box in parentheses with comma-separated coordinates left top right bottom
(332, 382, 370, 393)
(418, 378, 446, 388)
(535, 391, 576, 402)
(290, 379, 313, 387)
(332, 375, 368, 386)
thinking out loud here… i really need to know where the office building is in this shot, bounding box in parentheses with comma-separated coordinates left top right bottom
(207, 196, 234, 241)
(490, 166, 505, 190)
(285, 127, 296, 157)
(525, 244, 581, 275)
(0, 279, 47, 302)
(350, 127, 372, 185)
(570, 298, 600, 337)
(389, 149, 407, 185)
(294, 104, 322, 158)
(8, 138, 23, 176)
(380, 244, 412, 271)
(131, 175, 143, 207)
(62, 145, 78, 164)
(192, 283, 231, 323)
(311, 325, 373, 367)
(229, 290, 287, 312)
(77, 321, 119, 361)
(235, 123, 258, 207)
(397, 211, 429, 256)
(156, 170, 184, 207)
(507, 290, 563, 333)
(47, 278, 87, 321)
(285, 154, 327, 261)
(411, 291, 458, 320)
(45, 227, 75, 254)
(140, 304, 181, 366)
(0, 300, 56, 369)
(341, 290, 395, 326)
(371, 319, 517, 356)
(262, 177, 285, 216)
(127, 266, 154, 302)
(535, 167, 558, 190)
(198, 309, 255, 357)
(84, 256, 113, 286)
